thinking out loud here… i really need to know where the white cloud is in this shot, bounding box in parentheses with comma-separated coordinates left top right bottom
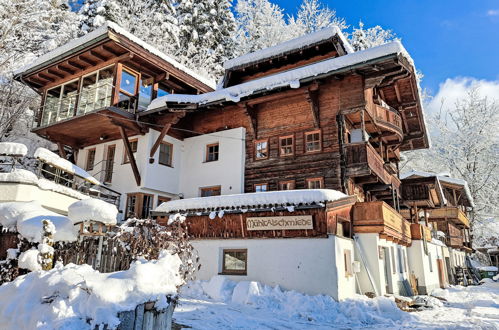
(487, 9, 499, 16)
(425, 77, 499, 115)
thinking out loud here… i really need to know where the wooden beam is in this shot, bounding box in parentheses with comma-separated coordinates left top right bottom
(149, 112, 185, 159)
(305, 86, 320, 128)
(57, 64, 75, 75)
(89, 50, 108, 61)
(47, 69, 65, 79)
(240, 103, 258, 138)
(102, 45, 119, 56)
(118, 126, 141, 186)
(38, 73, 55, 82)
(78, 55, 97, 66)
(57, 142, 67, 158)
(67, 60, 86, 70)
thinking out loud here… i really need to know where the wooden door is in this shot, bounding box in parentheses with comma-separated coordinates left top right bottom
(437, 259, 446, 288)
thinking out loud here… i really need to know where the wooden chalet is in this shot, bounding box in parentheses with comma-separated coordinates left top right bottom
(147, 28, 428, 244)
(401, 171, 473, 252)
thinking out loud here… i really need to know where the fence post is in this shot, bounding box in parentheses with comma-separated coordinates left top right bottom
(95, 235, 103, 271)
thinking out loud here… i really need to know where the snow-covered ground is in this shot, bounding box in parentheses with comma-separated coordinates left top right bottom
(174, 276, 499, 329)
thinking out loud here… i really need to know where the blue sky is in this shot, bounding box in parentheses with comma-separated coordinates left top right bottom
(274, 0, 499, 94)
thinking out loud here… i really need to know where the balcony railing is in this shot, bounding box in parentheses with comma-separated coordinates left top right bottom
(345, 142, 400, 191)
(40, 83, 114, 127)
(410, 223, 432, 241)
(427, 207, 470, 228)
(365, 101, 403, 138)
(0, 155, 120, 206)
(352, 201, 412, 245)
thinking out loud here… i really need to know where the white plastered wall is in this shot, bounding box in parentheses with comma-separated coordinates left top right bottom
(179, 127, 245, 198)
(406, 240, 441, 294)
(354, 233, 411, 296)
(191, 235, 356, 301)
(76, 127, 246, 218)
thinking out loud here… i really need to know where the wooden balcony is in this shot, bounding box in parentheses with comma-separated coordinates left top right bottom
(352, 201, 412, 245)
(410, 223, 432, 241)
(427, 207, 470, 228)
(345, 142, 400, 191)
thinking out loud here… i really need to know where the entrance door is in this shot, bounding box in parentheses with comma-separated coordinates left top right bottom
(445, 257, 454, 284)
(437, 259, 446, 288)
(383, 247, 394, 294)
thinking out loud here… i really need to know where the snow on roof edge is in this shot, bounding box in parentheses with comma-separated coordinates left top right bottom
(400, 170, 474, 207)
(14, 21, 215, 90)
(147, 41, 410, 111)
(154, 189, 350, 213)
(223, 26, 353, 71)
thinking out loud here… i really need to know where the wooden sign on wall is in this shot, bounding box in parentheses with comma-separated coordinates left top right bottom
(246, 215, 314, 231)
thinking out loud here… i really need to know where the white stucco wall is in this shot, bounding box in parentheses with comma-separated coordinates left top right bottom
(0, 182, 81, 215)
(407, 240, 441, 294)
(76, 127, 246, 217)
(179, 127, 246, 198)
(190, 235, 355, 301)
(355, 234, 411, 296)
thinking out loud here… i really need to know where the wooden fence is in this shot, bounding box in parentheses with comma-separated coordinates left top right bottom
(54, 236, 132, 273)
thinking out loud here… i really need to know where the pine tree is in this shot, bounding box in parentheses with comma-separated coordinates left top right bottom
(349, 21, 398, 51)
(288, 0, 347, 37)
(234, 0, 288, 55)
(0, 0, 79, 152)
(175, 0, 236, 79)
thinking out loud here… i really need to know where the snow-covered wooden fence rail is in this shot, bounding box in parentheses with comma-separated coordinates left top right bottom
(54, 236, 132, 273)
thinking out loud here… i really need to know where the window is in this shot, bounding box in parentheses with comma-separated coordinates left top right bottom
(120, 68, 137, 95)
(159, 142, 173, 166)
(254, 183, 268, 192)
(138, 76, 153, 111)
(222, 249, 247, 275)
(200, 186, 221, 197)
(279, 180, 295, 190)
(255, 140, 269, 160)
(398, 248, 404, 273)
(391, 247, 396, 274)
(157, 196, 171, 206)
(79, 65, 114, 115)
(428, 252, 433, 272)
(123, 139, 138, 164)
(104, 145, 115, 183)
(344, 249, 353, 277)
(206, 143, 219, 162)
(305, 130, 321, 153)
(85, 148, 96, 171)
(279, 135, 294, 156)
(306, 177, 324, 189)
(125, 193, 154, 219)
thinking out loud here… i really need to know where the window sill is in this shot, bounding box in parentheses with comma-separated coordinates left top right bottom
(219, 272, 247, 276)
(159, 163, 173, 168)
(203, 160, 219, 163)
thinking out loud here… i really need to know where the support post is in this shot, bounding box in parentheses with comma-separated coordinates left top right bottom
(305, 85, 320, 128)
(57, 142, 67, 159)
(119, 126, 141, 186)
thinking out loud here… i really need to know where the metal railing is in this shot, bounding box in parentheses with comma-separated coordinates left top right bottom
(0, 155, 120, 206)
(39, 83, 114, 127)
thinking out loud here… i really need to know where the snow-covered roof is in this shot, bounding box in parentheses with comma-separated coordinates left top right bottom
(155, 189, 350, 213)
(0, 142, 28, 157)
(223, 26, 354, 70)
(148, 41, 412, 111)
(401, 170, 474, 207)
(14, 21, 215, 90)
(68, 198, 118, 225)
(34, 147, 100, 186)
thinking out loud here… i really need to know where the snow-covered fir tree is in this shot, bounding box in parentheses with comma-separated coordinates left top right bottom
(79, 0, 179, 56)
(0, 0, 79, 152)
(175, 0, 236, 79)
(349, 20, 398, 51)
(234, 0, 288, 55)
(288, 0, 347, 36)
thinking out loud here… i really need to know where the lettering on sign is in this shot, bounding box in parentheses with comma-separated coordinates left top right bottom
(246, 215, 313, 231)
